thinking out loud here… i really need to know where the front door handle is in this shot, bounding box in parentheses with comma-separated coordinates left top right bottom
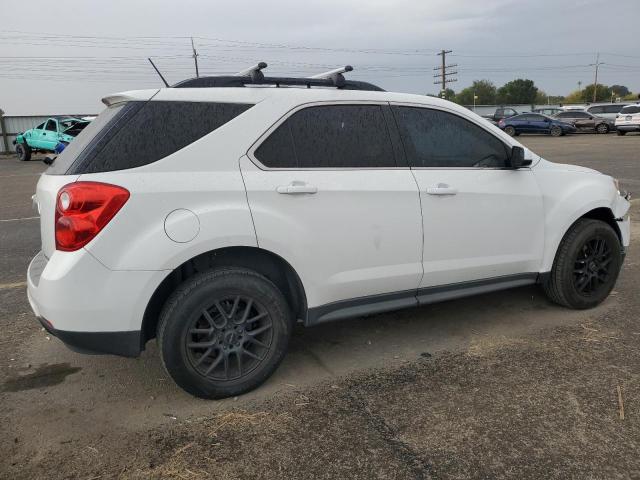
(426, 183, 458, 195)
(276, 182, 318, 195)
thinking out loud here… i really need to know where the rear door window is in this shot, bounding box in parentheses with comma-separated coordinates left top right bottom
(604, 105, 624, 113)
(45, 120, 57, 132)
(49, 101, 253, 175)
(255, 104, 396, 169)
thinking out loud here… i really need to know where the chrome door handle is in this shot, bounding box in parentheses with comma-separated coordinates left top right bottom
(276, 182, 318, 195)
(426, 183, 458, 195)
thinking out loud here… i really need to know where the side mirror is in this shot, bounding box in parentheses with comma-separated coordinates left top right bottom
(508, 146, 531, 169)
(43, 156, 56, 166)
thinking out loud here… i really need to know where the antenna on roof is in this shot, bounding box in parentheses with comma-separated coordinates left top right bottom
(235, 62, 268, 82)
(148, 58, 170, 87)
(309, 65, 353, 88)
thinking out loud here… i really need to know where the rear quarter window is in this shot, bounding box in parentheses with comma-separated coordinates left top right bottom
(49, 101, 253, 175)
(621, 105, 640, 114)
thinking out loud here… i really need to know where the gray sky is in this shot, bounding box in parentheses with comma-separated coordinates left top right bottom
(1, 0, 639, 115)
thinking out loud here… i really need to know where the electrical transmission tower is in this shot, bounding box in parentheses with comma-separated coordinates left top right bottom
(433, 49, 457, 97)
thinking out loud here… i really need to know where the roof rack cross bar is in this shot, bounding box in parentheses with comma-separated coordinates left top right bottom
(309, 65, 353, 88)
(234, 62, 268, 82)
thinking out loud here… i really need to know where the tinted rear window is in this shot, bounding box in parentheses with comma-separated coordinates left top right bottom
(48, 101, 253, 175)
(621, 105, 640, 114)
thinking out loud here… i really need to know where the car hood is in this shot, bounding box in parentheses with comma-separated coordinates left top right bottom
(534, 158, 602, 175)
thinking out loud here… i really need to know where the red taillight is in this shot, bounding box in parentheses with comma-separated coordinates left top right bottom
(55, 182, 129, 251)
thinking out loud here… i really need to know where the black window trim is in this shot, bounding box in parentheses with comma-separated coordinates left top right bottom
(389, 102, 521, 171)
(247, 100, 407, 171)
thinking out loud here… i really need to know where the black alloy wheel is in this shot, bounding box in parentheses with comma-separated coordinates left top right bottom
(185, 295, 273, 381)
(573, 236, 614, 296)
(158, 268, 293, 399)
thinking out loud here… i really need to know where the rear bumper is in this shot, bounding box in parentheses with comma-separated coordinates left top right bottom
(27, 250, 168, 358)
(36, 315, 141, 357)
(615, 125, 640, 132)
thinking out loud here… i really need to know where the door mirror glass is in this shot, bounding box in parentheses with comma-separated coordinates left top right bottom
(508, 146, 531, 168)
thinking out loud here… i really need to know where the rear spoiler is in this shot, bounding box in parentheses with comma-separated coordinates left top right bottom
(101, 90, 159, 107)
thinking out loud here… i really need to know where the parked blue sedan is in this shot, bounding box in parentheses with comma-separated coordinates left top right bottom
(498, 113, 576, 137)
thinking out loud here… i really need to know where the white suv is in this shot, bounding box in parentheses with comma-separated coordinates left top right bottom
(615, 104, 640, 135)
(27, 66, 631, 399)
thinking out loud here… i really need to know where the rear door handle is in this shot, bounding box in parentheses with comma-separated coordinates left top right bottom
(276, 182, 318, 195)
(426, 183, 458, 195)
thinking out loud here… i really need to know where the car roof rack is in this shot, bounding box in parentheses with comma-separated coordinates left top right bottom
(172, 63, 384, 91)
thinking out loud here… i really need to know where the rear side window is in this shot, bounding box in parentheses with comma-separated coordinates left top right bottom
(604, 105, 624, 113)
(588, 106, 604, 114)
(49, 101, 253, 175)
(393, 106, 510, 168)
(45, 120, 57, 131)
(255, 105, 396, 168)
(572, 112, 590, 119)
(621, 105, 640, 114)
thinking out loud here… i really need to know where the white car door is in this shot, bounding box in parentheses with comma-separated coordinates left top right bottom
(240, 102, 424, 323)
(391, 104, 545, 295)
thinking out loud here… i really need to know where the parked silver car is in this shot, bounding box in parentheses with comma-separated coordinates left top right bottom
(585, 103, 629, 121)
(553, 111, 614, 134)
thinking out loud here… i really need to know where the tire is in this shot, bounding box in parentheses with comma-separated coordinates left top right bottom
(504, 126, 516, 137)
(544, 218, 623, 309)
(596, 123, 609, 134)
(158, 268, 293, 399)
(550, 126, 562, 137)
(16, 143, 31, 161)
(617, 130, 626, 136)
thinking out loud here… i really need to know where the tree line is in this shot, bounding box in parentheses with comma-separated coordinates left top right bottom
(436, 79, 637, 105)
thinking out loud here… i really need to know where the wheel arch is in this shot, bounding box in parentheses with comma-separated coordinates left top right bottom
(542, 204, 622, 273)
(140, 246, 307, 348)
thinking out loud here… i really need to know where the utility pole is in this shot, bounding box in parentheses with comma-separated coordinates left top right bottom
(589, 53, 604, 103)
(433, 49, 457, 97)
(191, 37, 200, 78)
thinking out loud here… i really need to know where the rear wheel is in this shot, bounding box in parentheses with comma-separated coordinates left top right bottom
(550, 125, 563, 137)
(504, 125, 516, 136)
(16, 143, 31, 161)
(596, 123, 609, 134)
(544, 219, 622, 309)
(617, 130, 626, 136)
(158, 268, 293, 399)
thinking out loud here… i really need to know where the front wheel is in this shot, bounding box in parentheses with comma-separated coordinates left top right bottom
(550, 126, 563, 137)
(617, 130, 626, 136)
(544, 219, 623, 309)
(158, 268, 293, 399)
(16, 143, 31, 161)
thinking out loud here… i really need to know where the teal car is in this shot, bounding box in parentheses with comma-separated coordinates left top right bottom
(14, 117, 90, 161)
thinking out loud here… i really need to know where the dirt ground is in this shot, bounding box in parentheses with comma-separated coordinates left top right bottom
(1, 134, 639, 479)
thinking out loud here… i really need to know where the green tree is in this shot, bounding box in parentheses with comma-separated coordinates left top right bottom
(536, 90, 565, 105)
(455, 80, 497, 105)
(496, 78, 538, 104)
(564, 90, 583, 104)
(582, 83, 611, 103)
(610, 85, 630, 97)
(441, 88, 456, 101)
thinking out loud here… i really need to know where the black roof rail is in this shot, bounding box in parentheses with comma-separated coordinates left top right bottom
(172, 63, 384, 91)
